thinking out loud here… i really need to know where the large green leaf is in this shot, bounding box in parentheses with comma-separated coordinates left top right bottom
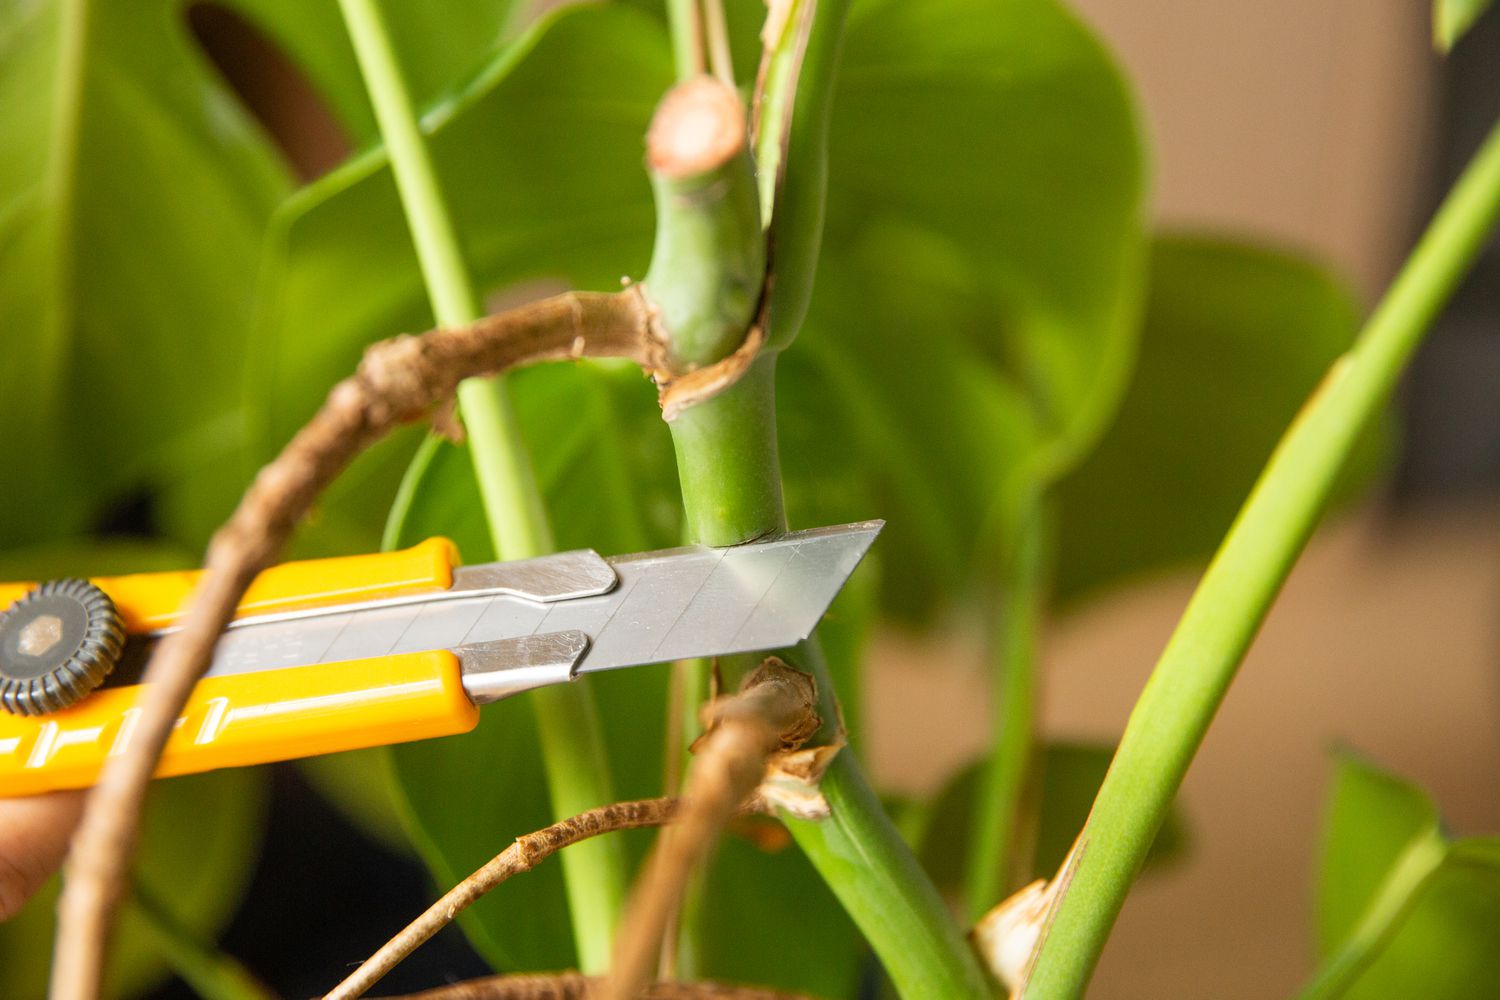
(1313, 754, 1500, 999)
(782, 0, 1147, 619)
(0, 0, 290, 550)
(1053, 236, 1387, 603)
(0, 768, 268, 999)
(785, 221, 1041, 617)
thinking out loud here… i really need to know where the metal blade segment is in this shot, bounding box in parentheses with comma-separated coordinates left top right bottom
(190, 522, 883, 681)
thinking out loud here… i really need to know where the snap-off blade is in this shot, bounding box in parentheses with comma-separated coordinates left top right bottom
(181, 521, 884, 682)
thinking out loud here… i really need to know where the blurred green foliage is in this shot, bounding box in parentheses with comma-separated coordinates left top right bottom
(0, 769, 266, 999)
(1055, 236, 1388, 603)
(1434, 0, 1495, 50)
(1313, 754, 1500, 999)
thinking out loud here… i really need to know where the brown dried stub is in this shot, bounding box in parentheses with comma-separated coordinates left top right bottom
(647, 75, 748, 180)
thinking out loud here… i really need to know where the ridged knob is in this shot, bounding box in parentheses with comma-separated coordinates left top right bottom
(0, 579, 126, 716)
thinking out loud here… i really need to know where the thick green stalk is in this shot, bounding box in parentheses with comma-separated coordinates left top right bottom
(791, 644, 993, 1000)
(670, 367, 990, 997)
(644, 80, 765, 370)
(336, 0, 625, 971)
(964, 506, 1046, 921)
(1023, 121, 1500, 999)
(649, 9, 987, 996)
(1295, 832, 1445, 1000)
(664, 364, 989, 995)
(646, 73, 780, 546)
(789, 742, 995, 1000)
(668, 357, 785, 544)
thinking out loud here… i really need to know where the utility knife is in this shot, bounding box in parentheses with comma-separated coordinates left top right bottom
(0, 522, 881, 796)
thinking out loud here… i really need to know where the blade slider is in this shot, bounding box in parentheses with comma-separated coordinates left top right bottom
(458, 630, 590, 704)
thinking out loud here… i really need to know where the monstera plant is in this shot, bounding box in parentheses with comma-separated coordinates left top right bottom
(1, 0, 1498, 998)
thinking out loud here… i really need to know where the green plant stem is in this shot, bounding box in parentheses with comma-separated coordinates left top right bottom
(665, 359, 987, 996)
(803, 669, 994, 1000)
(964, 504, 1046, 921)
(1295, 832, 1446, 1000)
(670, 372, 989, 997)
(1023, 120, 1500, 1000)
(789, 745, 995, 1000)
(644, 85, 764, 369)
(645, 70, 776, 546)
(667, 0, 703, 81)
(336, 0, 625, 972)
(652, 6, 985, 993)
(668, 357, 785, 545)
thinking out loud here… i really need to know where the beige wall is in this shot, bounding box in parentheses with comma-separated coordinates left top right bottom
(1072, 0, 1440, 298)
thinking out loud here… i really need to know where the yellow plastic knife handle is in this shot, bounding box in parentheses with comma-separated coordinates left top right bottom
(0, 650, 478, 796)
(0, 537, 459, 633)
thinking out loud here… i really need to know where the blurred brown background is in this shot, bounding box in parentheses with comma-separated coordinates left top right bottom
(865, 3, 1500, 997)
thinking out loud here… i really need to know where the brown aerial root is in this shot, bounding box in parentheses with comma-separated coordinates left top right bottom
(657, 325, 765, 422)
(382, 972, 816, 1000)
(49, 287, 675, 1000)
(323, 799, 682, 1000)
(602, 659, 822, 1000)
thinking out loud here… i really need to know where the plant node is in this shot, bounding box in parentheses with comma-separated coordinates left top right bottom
(648, 76, 748, 181)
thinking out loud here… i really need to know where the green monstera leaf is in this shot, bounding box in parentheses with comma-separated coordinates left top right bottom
(781, 0, 1147, 622)
(1309, 754, 1500, 1000)
(0, 769, 268, 1000)
(0, 0, 290, 549)
(1053, 236, 1388, 603)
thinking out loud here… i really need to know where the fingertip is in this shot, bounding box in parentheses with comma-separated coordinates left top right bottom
(0, 791, 86, 921)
